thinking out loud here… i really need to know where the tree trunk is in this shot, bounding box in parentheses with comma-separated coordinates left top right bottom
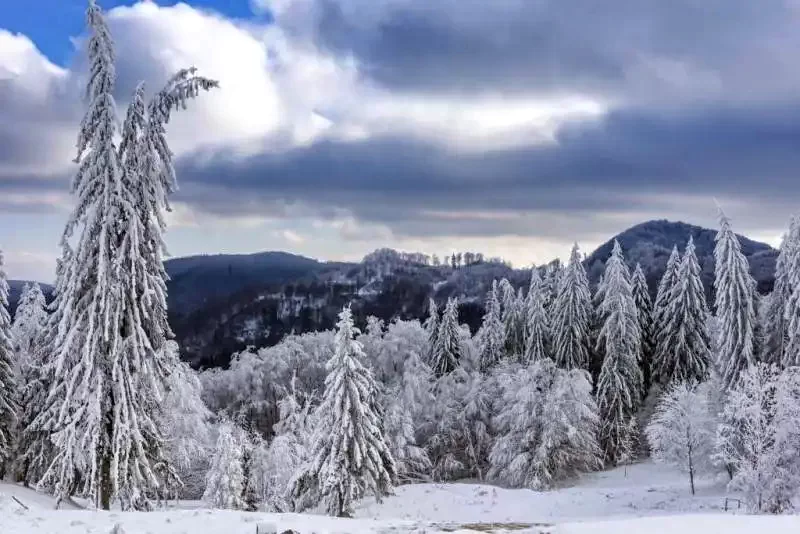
(99, 381, 115, 510)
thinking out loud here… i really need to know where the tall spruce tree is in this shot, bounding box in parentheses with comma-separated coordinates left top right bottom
(0, 250, 17, 473)
(432, 298, 462, 377)
(478, 281, 506, 370)
(290, 306, 395, 517)
(552, 244, 592, 370)
(35, 1, 214, 509)
(714, 209, 757, 391)
(654, 238, 711, 385)
(631, 263, 655, 395)
(523, 269, 550, 363)
(424, 297, 439, 363)
(10, 282, 48, 484)
(782, 217, 800, 368)
(595, 241, 643, 465)
(653, 246, 681, 382)
(764, 218, 797, 366)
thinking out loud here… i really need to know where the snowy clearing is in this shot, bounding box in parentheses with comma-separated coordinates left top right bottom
(1, 461, 789, 534)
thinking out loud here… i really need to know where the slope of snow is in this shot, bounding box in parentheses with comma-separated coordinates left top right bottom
(354, 461, 737, 524)
(0, 462, 771, 534)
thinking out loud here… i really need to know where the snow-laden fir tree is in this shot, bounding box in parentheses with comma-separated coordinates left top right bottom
(652, 246, 681, 381)
(0, 250, 17, 474)
(497, 279, 524, 358)
(542, 260, 562, 312)
(763, 218, 798, 366)
(431, 298, 461, 377)
(289, 306, 395, 517)
(11, 282, 47, 363)
(424, 298, 439, 363)
(35, 1, 215, 509)
(654, 238, 711, 386)
(595, 241, 643, 466)
(523, 269, 550, 363)
(203, 422, 246, 510)
(646, 381, 716, 495)
(489, 359, 601, 489)
(478, 281, 506, 370)
(631, 264, 655, 395)
(781, 218, 800, 368)
(714, 209, 757, 391)
(10, 282, 48, 484)
(552, 244, 592, 370)
(715, 363, 800, 513)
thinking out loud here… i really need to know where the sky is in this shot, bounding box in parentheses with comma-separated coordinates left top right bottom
(2, 0, 800, 281)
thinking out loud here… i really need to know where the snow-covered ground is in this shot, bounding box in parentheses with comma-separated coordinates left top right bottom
(0, 461, 795, 533)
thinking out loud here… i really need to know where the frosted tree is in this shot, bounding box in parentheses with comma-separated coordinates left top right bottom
(646, 382, 716, 495)
(478, 281, 506, 370)
(289, 306, 395, 517)
(263, 387, 313, 512)
(781, 217, 800, 368)
(654, 238, 711, 385)
(35, 1, 215, 509)
(426, 367, 493, 481)
(595, 241, 643, 465)
(714, 209, 757, 391)
(203, 422, 246, 510)
(552, 244, 592, 370)
(0, 250, 17, 474)
(489, 359, 601, 489)
(764, 218, 798, 366)
(653, 246, 681, 381)
(631, 264, 655, 395)
(424, 298, 439, 363)
(715, 363, 800, 513)
(431, 298, 461, 377)
(10, 282, 48, 484)
(157, 342, 213, 500)
(542, 260, 562, 312)
(523, 270, 550, 363)
(502, 286, 526, 359)
(11, 282, 47, 362)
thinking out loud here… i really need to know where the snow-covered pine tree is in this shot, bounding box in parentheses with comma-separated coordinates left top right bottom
(289, 306, 395, 517)
(424, 298, 439, 363)
(0, 250, 17, 474)
(654, 237, 711, 386)
(11, 282, 47, 361)
(10, 282, 48, 484)
(595, 241, 643, 466)
(35, 2, 215, 510)
(781, 217, 800, 368)
(645, 381, 716, 495)
(203, 422, 246, 510)
(552, 244, 592, 370)
(497, 279, 524, 358)
(542, 260, 562, 313)
(653, 246, 681, 381)
(478, 281, 505, 370)
(764, 218, 798, 366)
(431, 298, 461, 377)
(489, 359, 601, 489)
(714, 209, 757, 391)
(631, 264, 655, 395)
(523, 269, 550, 363)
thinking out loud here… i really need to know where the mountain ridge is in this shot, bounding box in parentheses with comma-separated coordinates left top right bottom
(7, 219, 779, 367)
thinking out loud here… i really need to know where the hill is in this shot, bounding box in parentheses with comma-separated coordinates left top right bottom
(584, 219, 778, 297)
(5, 219, 779, 368)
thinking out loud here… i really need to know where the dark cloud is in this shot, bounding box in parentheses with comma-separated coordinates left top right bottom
(174, 100, 800, 240)
(286, 0, 800, 101)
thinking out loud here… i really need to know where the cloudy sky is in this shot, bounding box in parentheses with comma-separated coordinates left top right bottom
(2, 0, 800, 281)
